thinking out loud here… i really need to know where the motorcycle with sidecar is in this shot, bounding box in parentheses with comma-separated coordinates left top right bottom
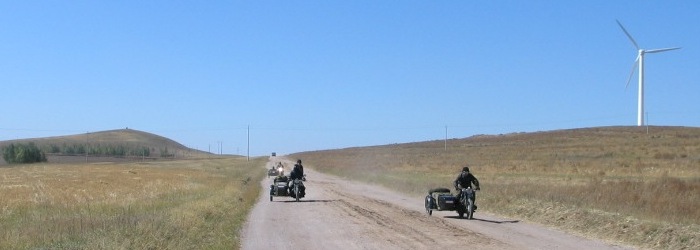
(424, 186, 477, 219)
(269, 175, 306, 202)
(269, 175, 289, 201)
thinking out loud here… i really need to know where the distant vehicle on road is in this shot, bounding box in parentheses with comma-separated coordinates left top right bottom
(271, 152, 276, 157)
(267, 162, 284, 178)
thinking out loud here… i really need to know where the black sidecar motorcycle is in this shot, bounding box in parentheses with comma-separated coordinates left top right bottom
(269, 175, 289, 201)
(424, 187, 476, 219)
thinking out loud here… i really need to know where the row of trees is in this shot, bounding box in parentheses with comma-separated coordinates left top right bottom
(45, 143, 152, 157)
(2, 143, 47, 164)
(2, 143, 178, 165)
(46, 143, 176, 158)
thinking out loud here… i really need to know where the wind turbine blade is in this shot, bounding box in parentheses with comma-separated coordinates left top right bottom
(616, 20, 640, 50)
(625, 55, 640, 90)
(645, 47, 681, 53)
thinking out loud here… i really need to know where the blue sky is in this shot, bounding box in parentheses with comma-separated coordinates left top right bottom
(2, 1, 698, 156)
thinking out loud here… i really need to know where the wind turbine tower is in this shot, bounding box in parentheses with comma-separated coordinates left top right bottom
(616, 20, 680, 126)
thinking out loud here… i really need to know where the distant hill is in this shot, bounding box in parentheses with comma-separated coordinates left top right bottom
(0, 129, 209, 165)
(291, 125, 700, 175)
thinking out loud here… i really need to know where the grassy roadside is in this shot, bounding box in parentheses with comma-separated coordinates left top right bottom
(292, 126, 700, 249)
(0, 157, 266, 249)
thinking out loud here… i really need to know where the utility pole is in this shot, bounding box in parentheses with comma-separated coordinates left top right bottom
(85, 132, 89, 163)
(646, 112, 649, 134)
(247, 125, 250, 161)
(444, 126, 447, 151)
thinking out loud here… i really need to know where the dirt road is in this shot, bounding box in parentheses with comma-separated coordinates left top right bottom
(241, 159, 632, 249)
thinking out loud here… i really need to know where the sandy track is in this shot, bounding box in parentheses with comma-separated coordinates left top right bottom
(241, 160, 632, 249)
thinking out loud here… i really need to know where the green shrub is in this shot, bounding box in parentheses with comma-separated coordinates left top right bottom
(2, 143, 47, 164)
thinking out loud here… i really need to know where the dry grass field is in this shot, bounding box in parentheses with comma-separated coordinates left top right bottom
(291, 126, 700, 249)
(0, 156, 265, 249)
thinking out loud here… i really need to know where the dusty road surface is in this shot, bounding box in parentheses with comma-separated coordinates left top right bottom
(241, 159, 632, 250)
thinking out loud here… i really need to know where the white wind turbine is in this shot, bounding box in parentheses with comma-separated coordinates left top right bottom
(616, 20, 680, 126)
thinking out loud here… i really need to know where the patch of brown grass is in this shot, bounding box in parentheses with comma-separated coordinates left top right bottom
(0, 157, 266, 249)
(292, 126, 700, 249)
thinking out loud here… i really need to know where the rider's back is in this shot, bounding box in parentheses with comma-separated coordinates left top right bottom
(290, 164, 304, 180)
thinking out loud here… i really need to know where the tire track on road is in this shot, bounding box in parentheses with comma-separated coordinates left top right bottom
(323, 183, 503, 249)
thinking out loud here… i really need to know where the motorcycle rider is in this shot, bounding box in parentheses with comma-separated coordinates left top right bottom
(454, 166, 480, 210)
(288, 159, 305, 196)
(276, 162, 285, 176)
(290, 159, 304, 179)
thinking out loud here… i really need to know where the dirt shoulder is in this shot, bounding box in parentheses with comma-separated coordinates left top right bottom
(241, 159, 633, 249)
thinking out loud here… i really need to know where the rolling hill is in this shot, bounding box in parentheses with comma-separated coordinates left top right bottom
(291, 126, 700, 177)
(0, 128, 209, 165)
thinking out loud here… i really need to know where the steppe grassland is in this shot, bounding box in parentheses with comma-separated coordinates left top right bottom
(0, 157, 266, 249)
(292, 127, 700, 250)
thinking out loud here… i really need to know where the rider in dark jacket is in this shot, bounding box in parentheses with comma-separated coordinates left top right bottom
(290, 159, 304, 180)
(288, 159, 305, 196)
(454, 166, 480, 209)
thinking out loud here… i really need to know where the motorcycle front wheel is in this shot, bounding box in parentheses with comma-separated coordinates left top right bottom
(466, 199, 474, 220)
(424, 196, 433, 216)
(294, 185, 300, 202)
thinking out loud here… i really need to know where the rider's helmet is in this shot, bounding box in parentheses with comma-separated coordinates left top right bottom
(297, 159, 302, 164)
(462, 166, 470, 173)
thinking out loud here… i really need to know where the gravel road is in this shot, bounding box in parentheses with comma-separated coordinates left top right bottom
(241, 159, 632, 250)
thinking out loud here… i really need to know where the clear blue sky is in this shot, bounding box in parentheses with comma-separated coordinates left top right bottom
(2, 1, 698, 156)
